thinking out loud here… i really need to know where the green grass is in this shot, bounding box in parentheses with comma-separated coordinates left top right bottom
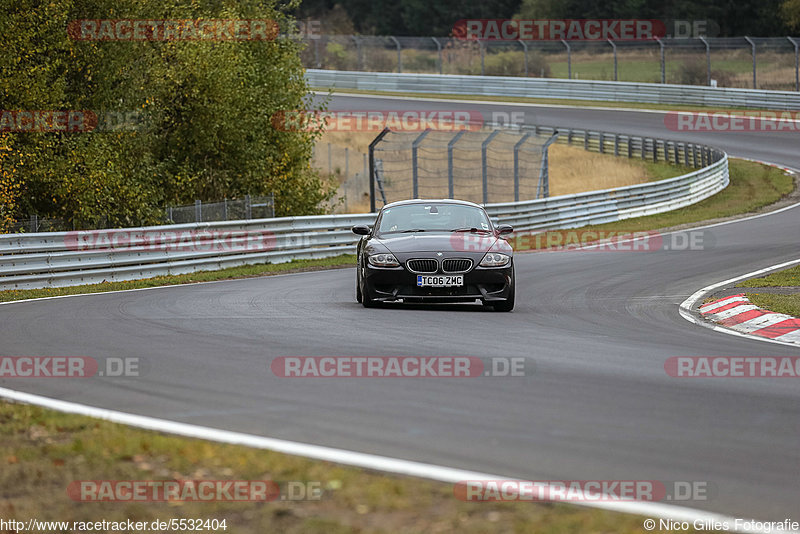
(0, 255, 356, 304)
(0, 400, 669, 533)
(745, 293, 800, 317)
(737, 264, 800, 287)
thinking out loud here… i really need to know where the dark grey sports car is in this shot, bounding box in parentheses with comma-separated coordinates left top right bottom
(352, 199, 515, 311)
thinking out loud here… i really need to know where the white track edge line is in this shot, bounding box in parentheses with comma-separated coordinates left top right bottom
(679, 258, 800, 348)
(0, 386, 783, 533)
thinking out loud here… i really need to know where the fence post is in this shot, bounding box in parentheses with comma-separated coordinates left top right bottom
(223, 199, 228, 221)
(745, 36, 756, 88)
(481, 130, 500, 204)
(327, 143, 332, 175)
(607, 39, 618, 81)
(345, 147, 349, 180)
(519, 40, 529, 76)
(479, 40, 485, 76)
(447, 130, 466, 199)
(245, 194, 252, 219)
(368, 128, 390, 212)
(538, 133, 559, 199)
(412, 129, 431, 198)
(788, 37, 799, 92)
(314, 38, 320, 68)
(352, 36, 363, 70)
(29, 214, 38, 233)
(656, 38, 665, 83)
(389, 36, 402, 73)
(432, 37, 443, 74)
(699, 36, 711, 86)
(513, 132, 532, 202)
(561, 39, 571, 79)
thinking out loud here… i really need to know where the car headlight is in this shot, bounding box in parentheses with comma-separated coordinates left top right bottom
(368, 253, 400, 268)
(479, 252, 510, 267)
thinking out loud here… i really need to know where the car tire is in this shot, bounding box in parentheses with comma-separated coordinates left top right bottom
(356, 267, 363, 303)
(492, 268, 515, 312)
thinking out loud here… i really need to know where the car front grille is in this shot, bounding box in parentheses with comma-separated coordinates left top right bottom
(442, 258, 473, 273)
(406, 259, 438, 273)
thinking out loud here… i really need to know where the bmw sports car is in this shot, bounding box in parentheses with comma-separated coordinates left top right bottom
(352, 199, 515, 311)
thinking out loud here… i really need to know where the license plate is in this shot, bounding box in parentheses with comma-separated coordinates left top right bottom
(417, 275, 463, 287)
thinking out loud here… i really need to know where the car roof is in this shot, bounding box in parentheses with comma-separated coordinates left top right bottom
(381, 199, 484, 210)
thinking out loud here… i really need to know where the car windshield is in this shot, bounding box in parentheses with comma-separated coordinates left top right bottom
(377, 204, 492, 234)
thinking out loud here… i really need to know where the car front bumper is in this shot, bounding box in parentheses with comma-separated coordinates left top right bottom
(363, 264, 513, 303)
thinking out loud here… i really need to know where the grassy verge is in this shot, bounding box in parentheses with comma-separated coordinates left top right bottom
(736, 265, 800, 317)
(0, 255, 356, 304)
(0, 400, 664, 534)
(316, 87, 790, 113)
(745, 293, 800, 317)
(737, 265, 800, 287)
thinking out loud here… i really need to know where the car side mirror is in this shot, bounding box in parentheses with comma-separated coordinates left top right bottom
(496, 224, 514, 235)
(352, 225, 371, 236)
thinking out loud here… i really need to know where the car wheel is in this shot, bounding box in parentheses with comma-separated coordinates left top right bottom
(362, 282, 378, 308)
(492, 269, 515, 312)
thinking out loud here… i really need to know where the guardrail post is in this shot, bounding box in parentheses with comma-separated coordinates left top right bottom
(368, 128, 390, 213)
(583, 130, 588, 151)
(656, 38, 665, 83)
(194, 200, 202, 222)
(389, 36, 402, 73)
(432, 37, 443, 74)
(673, 142, 679, 165)
(699, 36, 711, 86)
(412, 129, 431, 198)
(683, 144, 690, 166)
(481, 130, 500, 204)
(627, 137, 633, 158)
(641, 138, 647, 160)
(598, 132, 605, 154)
(789, 37, 799, 91)
(608, 39, 618, 81)
(653, 140, 659, 163)
(561, 40, 571, 79)
(745, 36, 756, 88)
(447, 130, 465, 199)
(513, 132, 532, 201)
(567, 128, 573, 144)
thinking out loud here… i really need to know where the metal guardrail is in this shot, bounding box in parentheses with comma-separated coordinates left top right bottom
(0, 125, 728, 291)
(306, 69, 800, 110)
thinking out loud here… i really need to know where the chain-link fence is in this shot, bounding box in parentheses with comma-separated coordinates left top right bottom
(5, 195, 275, 234)
(311, 142, 372, 213)
(368, 127, 558, 208)
(301, 36, 800, 91)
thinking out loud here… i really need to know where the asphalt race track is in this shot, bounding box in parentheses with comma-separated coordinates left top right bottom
(1, 95, 799, 521)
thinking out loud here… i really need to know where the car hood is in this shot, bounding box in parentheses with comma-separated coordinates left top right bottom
(374, 233, 507, 255)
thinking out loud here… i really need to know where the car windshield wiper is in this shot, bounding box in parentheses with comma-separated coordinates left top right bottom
(401, 229, 427, 233)
(450, 227, 492, 233)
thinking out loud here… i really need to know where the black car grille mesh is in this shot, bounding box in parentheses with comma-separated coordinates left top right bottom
(406, 259, 438, 273)
(442, 258, 473, 273)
